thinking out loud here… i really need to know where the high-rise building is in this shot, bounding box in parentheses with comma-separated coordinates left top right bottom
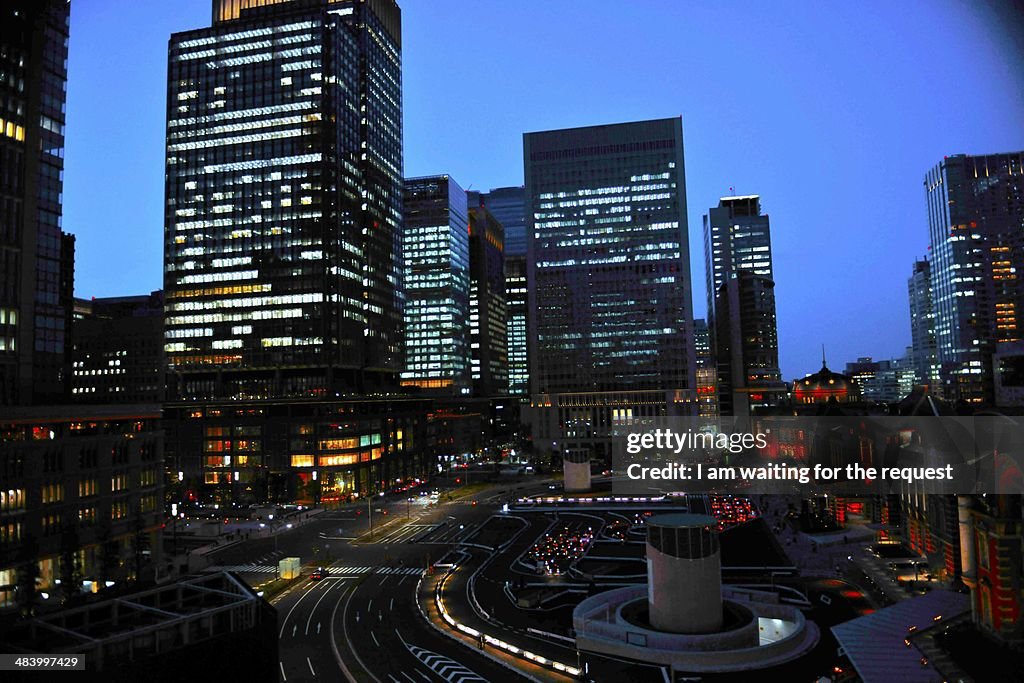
(908, 258, 941, 392)
(476, 186, 526, 257)
(401, 175, 470, 394)
(713, 270, 785, 415)
(165, 0, 404, 402)
(703, 196, 782, 414)
(471, 188, 529, 396)
(694, 318, 718, 417)
(703, 195, 773, 326)
(468, 204, 507, 397)
(0, 0, 74, 406)
(524, 117, 695, 462)
(844, 352, 916, 403)
(924, 152, 1024, 405)
(163, 0, 428, 504)
(71, 291, 165, 404)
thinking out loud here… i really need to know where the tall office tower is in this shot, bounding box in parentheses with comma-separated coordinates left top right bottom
(693, 318, 718, 417)
(703, 195, 773, 325)
(71, 291, 165, 404)
(925, 152, 1024, 405)
(477, 186, 526, 257)
(163, 1, 430, 505)
(0, 0, 74, 406)
(524, 118, 695, 463)
(165, 0, 404, 401)
(471, 187, 529, 396)
(468, 204, 507, 396)
(703, 196, 781, 414)
(713, 271, 784, 415)
(401, 175, 470, 394)
(908, 258, 941, 393)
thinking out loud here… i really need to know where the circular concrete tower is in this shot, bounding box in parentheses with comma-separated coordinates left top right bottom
(646, 513, 722, 634)
(562, 450, 592, 492)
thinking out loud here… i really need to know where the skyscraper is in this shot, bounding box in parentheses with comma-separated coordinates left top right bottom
(524, 117, 695, 463)
(924, 152, 1024, 405)
(163, 0, 429, 505)
(908, 258, 940, 392)
(401, 175, 470, 394)
(703, 195, 782, 414)
(165, 0, 404, 401)
(472, 187, 528, 396)
(467, 203, 507, 396)
(0, 0, 74, 406)
(694, 318, 718, 417)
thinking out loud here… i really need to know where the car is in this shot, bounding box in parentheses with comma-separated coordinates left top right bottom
(310, 567, 325, 580)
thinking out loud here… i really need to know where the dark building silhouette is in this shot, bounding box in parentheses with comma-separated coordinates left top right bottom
(0, 0, 75, 406)
(468, 204, 507, 397)
(71, 292, 164, 404)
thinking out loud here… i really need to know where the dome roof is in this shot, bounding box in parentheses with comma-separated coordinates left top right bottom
(793, 358, 859, 404)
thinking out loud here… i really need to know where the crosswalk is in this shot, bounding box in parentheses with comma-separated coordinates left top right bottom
(210, 564, 424, 576)
(375, 523, 438, 544)
(405, 643, 486, 683)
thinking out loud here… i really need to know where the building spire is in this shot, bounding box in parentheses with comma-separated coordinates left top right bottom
(822, 344, 827, 370)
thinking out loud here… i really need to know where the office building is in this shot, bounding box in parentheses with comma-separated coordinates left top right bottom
(924, 152, 1024, 405)
(713, 271, 785, 415)
(401, 175, 470, 394)
(844, 352, 916, 404)
(163, 0, 426, 502)
(703, 195, 781, 414)
(0, 405, 164, 613)
(468, 203, 507, 397)
(165, 0, 404, 401)
(0, 0, 75, 406)
(71, 291, 165, 404)
(694, 318, 718, 417)
(524, 117, 696, 462)
(471, 187, 529, 396)
(908, 258, 941, 393)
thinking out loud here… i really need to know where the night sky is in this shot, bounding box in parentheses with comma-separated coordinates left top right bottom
(63, 0, 1024, 379)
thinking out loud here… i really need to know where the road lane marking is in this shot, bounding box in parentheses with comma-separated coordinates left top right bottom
(306, 579, 344, 634)
(307, 657, 316, 676)
(280, 661, 287, 681)
(371, 630, 380, 647)
(278, 580, 316, 638)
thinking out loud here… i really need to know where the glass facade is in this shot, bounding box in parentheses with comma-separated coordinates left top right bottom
(525, 118, 695, 396)
(702, 195, 773, 327)
(165, 0, 403, 401)
(908, 258, 940, 392)
(0, 0, 73, 406)
(702, 195, 781, 415)
(471, 187, 528, 396)
(924, 152, 1024, 404)
(400, 175, 470, 393)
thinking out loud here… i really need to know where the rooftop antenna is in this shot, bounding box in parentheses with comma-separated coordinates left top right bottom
(821, 344, 827, 369)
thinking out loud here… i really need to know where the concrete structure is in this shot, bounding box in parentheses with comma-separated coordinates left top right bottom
(572, 513, 818, 672)
(562, 452, 591, 493)
(646, 514, 722, 633)
(0, 571, 278, 682)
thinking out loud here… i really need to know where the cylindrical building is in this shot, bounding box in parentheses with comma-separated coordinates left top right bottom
(563, 450, 592, 492)
(647, 513, 722, 633)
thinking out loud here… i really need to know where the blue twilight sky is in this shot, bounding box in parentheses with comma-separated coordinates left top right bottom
(63, 1, 1024, 380)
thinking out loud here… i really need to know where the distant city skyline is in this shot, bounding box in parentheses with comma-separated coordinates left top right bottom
(63, 0, 1024, 379)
